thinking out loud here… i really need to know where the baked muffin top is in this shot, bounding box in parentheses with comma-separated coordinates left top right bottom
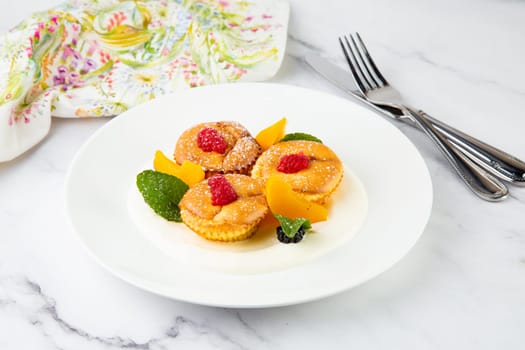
(251, 140, 343, 202)
(174, 121, 261, 174)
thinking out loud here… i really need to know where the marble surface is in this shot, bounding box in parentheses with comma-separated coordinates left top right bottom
(1, 0, 524, 349)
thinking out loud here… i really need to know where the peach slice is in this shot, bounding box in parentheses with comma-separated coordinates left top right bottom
(255, 117, 287, 151)
(265, 176, 328, 223)
(153, 150, 204, 186)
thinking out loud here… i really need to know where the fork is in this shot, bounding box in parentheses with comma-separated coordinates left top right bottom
(339, 33, 509, 201)
(338, 34, 525, 187)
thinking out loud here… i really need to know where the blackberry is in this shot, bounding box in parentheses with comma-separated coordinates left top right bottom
(276, 226, 306, 244)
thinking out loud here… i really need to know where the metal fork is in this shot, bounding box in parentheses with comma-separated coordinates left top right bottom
(338, 34, 525, 187)
(339, 32, 509, 201)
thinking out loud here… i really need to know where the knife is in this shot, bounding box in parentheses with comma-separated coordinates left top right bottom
(304, 53, 525, 186)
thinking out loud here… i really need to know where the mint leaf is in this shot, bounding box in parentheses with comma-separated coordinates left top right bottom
(274, 214, 311, 238)
(136, 170, 189, 222)
(280, 132, 323, 143)
(301, 220, 312, 230)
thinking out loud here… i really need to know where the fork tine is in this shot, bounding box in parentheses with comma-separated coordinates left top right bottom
(343, 35, 376, 90)
(338, 36, 368, 93)
(349, 34, 381, 89)
(354, 32, 388, 86)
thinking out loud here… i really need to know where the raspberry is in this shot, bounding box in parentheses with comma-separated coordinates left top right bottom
(197, 127, 228, 154)
(277, 152, 309, 173)
(208, 174, 238, 206)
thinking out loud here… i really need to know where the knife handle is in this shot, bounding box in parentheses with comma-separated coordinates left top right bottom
(420, 111, 525, 186)
(405, 108, 509, 201)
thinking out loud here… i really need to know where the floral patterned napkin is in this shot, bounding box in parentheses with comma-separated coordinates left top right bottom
(0, 0, 289, 162)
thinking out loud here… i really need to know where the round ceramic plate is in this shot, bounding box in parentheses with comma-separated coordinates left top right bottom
(65, 83, 433, 308)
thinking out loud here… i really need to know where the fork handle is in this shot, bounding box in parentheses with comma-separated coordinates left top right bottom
(405, 108, 509, 201)
(419, 110, 525, 186)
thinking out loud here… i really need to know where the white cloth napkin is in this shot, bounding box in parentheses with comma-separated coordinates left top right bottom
(0, 0, 289, 162)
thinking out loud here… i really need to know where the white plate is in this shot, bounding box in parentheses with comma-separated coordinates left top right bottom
(65, 83, 433, 308)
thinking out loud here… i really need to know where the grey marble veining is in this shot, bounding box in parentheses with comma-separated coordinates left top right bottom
(0, 276, 273, 350)
(1, 0, 525, 349)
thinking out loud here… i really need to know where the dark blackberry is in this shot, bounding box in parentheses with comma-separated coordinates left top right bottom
(276, 226, 306, 244)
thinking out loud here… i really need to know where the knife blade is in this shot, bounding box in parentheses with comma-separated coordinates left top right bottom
(304, 53, 525, 185)
(304, 53, 402, 119)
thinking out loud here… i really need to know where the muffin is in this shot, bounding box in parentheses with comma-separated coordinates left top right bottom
(179, 174, 269, 242)
(174, 121, 261, 176)
(251, 140, 344, 203)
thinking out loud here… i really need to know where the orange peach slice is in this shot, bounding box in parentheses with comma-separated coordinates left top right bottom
(153, 150, 204, 186)
(265, 176, 328, 223)
(255, 117, 287, 151)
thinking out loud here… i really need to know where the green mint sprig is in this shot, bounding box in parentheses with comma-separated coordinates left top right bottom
(136, 170, 189, 222)
(280, 132, 323, 144)
(274, 214, 312, 238)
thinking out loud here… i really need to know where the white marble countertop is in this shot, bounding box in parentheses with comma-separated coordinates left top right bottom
(1, 0, 525, 349)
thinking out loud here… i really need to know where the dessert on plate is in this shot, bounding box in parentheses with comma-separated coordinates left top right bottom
(174, 121, 261, 176)
(136, 117, 347, 244)
(251, 140, 344, 204)
(179, 174, 269, 242)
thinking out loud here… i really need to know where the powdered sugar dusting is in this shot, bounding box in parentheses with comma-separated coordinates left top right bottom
(175, 121, 261, 173)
